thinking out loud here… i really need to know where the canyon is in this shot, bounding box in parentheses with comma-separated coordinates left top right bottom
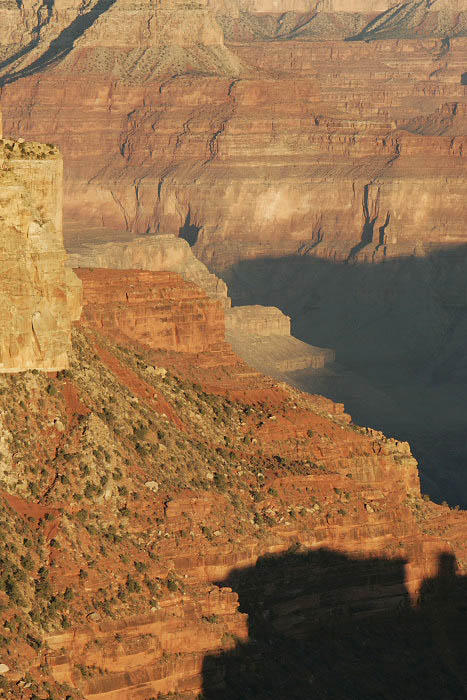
(0, 265, 465, 698)
(0, 1, 466, 508)
(0, 0, 466, 697)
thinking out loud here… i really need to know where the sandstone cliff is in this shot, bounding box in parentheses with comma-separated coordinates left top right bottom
(68, 233, 230, 309)
(76, 268, 227, 354)
(0, 136, 81, 372)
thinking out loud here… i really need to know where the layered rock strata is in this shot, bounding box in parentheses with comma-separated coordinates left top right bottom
(76, 268, 226, 354)
(0, 134, 81, 372)
(68, 234, 230, 309)
(71, 236, 335, 371)
(226, 305, 291, 337)
(1, 35, 464, 268)
(226, 305, 335, 372)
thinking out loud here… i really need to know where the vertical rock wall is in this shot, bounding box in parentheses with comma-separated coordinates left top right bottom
(0, 134, 81, 372)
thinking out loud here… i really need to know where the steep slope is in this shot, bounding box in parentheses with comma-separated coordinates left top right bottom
(0, 270, 465, 699)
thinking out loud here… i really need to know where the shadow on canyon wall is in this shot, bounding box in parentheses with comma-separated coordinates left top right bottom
(220, 244, 467, 508)
(202, 549, 467, 700)
(0, 0, 118, 87)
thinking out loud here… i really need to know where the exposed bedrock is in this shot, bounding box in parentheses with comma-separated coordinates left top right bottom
(0, 3, 466, 502)
(226, 305, 335, 373)
(1, 38, 465, 268)
(0, 134, 82, 373)
(68, 234, 231, 309)
(76, 268, 227, 354)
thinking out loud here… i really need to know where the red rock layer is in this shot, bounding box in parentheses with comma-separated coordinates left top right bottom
(75, 268, 226, 355)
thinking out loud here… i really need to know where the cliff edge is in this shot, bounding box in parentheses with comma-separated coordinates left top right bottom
(0, 125, 82, 372)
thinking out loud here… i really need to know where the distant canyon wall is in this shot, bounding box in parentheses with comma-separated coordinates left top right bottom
(1, 31, 465, 274)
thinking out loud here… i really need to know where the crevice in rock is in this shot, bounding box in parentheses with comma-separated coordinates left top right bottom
(347, 185, 380, 262)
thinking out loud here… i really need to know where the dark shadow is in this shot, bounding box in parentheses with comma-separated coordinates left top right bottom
(179, 209, 201, 247)
(346, 2, 426, 42)
(347, 184, 379, 260)
(202, 549, 467, 699)
(461, 72, 467, 86)
(220, 244, 467, 507)
(0, 0, 117, 86)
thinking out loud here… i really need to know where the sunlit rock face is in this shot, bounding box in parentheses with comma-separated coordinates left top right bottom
(0, 133, 81, 372)
(75, 267, 226, 354)
(68, 233, 231, 309)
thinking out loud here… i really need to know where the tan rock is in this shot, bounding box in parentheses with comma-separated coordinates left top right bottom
(69, 234, 230, 309)
(226, 305, 291, 337)
(0, 138, 81, 372)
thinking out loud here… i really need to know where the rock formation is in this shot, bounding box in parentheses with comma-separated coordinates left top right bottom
(226, 305, 335, 372)
(70, 235, 335, 373)
(0, 127, 82, 372)
(76, 267, 226, 354)
(226, 305, 291, 337)
(68, 234, 230, 308)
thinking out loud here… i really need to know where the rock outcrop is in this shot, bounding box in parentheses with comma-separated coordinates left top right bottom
(226, 305, 335, 372)
(226, 305, 291, 337)
(70, 236, 335, 372)
(0, 6, 465, 269)
(76, 268, 226, 354)
(68, 234, 230, 309)
(0, 132, 82, 372)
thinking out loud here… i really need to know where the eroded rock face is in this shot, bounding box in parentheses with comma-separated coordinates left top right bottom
(75, 268, 226, 354)
(226, 305, 291, 337)
(0, 137, 82, 372)
(1, 35, 465, 270)
(69, 234, 230, 308)
(225, 305, 336, 372)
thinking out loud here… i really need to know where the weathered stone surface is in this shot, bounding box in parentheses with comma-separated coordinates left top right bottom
(225, 305, 335, 373)
(226, 305, 291, 337)
(75, 268, 226, 354)
(0, 136, 82, 372)
(69, 234, 230, 309)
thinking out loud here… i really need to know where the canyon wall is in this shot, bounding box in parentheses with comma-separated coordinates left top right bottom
(69, 234, 231, 308)
(1, 0, 465, 500)
(1, 36, 465, 270)
(0, 133, 81, 372)
(76, 268, 226, 354)
(70, 235, 335, 372)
